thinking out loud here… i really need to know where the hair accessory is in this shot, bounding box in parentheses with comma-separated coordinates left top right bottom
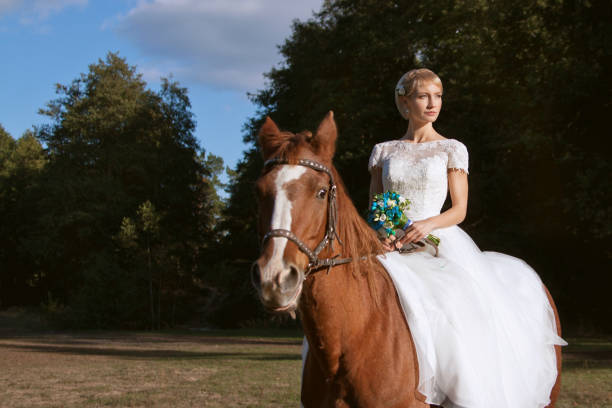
(396, 86, 406, 96)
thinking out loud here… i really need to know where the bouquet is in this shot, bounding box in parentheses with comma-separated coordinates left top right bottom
(367, 191, 440, 247)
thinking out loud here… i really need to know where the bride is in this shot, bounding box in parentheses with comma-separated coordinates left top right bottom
(303, 68, 567, 408)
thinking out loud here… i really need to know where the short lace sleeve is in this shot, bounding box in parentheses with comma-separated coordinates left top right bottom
(447, 140, 469, 174)
(368, 143, 384, 172)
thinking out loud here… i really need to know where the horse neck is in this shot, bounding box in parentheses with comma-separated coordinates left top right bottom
(329, 167, 384, 266)
(299, 169, 389, 365)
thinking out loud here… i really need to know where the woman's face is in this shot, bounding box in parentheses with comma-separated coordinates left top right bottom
(399, 81, 443, 123)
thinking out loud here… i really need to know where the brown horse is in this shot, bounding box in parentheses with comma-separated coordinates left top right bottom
(251, 112, 563, 407)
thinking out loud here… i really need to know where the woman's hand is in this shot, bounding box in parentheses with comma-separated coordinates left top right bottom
(380, 234, 397, 252)
(378, 219, 436, 251)
(399, 219, 436, 245)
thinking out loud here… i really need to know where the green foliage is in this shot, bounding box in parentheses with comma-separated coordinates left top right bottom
(199, 152, 227, 233)
(116, 200, 164, 329)
(0, 126, 47, 308)
(2, 1, 610, 331)
(0, 52, 224, 328)
(0, 125, 16, 180)
(117, 217, 138, 249)
(204, 148, 266, 327)
(220, 0, 611, 331)
(39, 291, 73, 328)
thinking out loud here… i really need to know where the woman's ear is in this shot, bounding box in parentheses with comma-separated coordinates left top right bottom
(396, 96, 411, 120)
(258, 116, 290, 160)
(311, 111, 337, 161)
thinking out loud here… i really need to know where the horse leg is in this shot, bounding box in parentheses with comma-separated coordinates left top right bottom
(301, 348, 336, 408)
(543, 284, 563, 408)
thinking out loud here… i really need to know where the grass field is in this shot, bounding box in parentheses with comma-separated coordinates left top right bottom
(0, 313, 610, 407)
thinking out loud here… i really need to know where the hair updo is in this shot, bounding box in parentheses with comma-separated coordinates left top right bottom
(394, 68, 443, 119)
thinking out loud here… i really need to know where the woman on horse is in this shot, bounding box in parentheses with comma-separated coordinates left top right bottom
(367, 68, 567, 407)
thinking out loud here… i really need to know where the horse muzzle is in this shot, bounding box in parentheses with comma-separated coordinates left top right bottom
(251, 260, 304, 315)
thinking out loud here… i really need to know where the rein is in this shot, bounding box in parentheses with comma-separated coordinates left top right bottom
(262, 158, 353, 276)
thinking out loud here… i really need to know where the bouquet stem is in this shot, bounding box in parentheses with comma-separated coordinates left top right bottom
(426, 234, 440, 246)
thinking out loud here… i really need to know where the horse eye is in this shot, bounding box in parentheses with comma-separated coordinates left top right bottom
(316, 187, 327, 199)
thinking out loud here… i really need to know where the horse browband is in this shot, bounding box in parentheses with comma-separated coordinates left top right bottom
(262, 157, 353, 276)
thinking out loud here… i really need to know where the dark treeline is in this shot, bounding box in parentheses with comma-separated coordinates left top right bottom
(1, 0, 610, 332)
(216, 0, 611, 333)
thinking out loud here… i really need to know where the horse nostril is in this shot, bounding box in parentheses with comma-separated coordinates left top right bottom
(281, 265, 301, 292)
(251, 262, 262, 289)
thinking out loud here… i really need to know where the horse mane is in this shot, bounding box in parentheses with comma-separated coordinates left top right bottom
(328, 166, 388, 286)
(268, 130, 388, 305)
(329, 166, 385, 265)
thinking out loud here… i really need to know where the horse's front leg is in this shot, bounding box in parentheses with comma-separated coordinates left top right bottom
(301, 348, 327, 407)
(301, 350, 351, 408)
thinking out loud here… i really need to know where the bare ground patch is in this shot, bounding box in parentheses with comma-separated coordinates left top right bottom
(0, 330, 301, 408)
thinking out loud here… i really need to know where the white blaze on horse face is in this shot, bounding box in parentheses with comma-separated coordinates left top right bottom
(263, 165, 307, 280)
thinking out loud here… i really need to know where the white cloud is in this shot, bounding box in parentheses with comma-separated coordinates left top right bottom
(0, 0, 21, 15)
(112, 0, 323, 92)
(0, 0, 87, 21)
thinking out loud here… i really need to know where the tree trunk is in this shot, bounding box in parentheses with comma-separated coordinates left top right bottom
(157, 272, 162, 330)
(147, 240, 154, 330)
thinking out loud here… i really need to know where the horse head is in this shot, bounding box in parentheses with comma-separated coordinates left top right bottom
(251, 111, 339, 316)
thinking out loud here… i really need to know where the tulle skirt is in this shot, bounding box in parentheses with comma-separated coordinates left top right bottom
(302, 225, 567, 408)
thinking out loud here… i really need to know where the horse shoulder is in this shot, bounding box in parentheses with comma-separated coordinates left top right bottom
(340, 264, 425, 406)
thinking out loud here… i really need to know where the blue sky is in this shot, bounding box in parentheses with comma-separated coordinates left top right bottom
(0, 0, 323, 173)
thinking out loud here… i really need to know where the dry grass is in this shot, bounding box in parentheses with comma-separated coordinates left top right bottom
(0, 329, 303, 407)
(557, 338, 612, 408)
(0, 322, 609, 407)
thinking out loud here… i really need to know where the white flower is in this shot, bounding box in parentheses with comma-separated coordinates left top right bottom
(379, 213, 387, 221)
(398, 197, 406, 204)
(377, 200, 384, 207)
(396, 86, 406, 96)
(387, 199, 397, 207)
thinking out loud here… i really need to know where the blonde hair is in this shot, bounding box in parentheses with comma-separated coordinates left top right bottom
(394, 69, 443, 119)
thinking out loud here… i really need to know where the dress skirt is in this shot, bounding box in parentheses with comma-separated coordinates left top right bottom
(301, 225, 566, 408)
(376, 225, 567, 408)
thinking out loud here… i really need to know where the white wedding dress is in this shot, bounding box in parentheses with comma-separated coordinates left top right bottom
(301, 139, 567, 408)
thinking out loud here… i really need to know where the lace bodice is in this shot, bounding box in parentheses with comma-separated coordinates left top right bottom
(368, 139, 468, 221)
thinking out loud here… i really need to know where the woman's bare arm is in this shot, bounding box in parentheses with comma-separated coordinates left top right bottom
(431, 170, 468, 228)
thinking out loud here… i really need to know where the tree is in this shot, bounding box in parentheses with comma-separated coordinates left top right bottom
(13, 52, 222, 328)
(117, 201, 162, 329)
(0, 128, 47, 307)
(220, 0, 611, 331)
(0, 125, 16, 179)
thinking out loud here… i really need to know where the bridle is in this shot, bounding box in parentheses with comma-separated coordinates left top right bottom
(261, 157, 353, 277)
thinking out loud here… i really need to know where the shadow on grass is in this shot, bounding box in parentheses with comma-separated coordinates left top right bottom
(561, 337, 612, 370)
(0, 329, 303, 346)
(0, 342, 302, 361)
(562, 359, 612, 370)
(0, 334, 303, 347)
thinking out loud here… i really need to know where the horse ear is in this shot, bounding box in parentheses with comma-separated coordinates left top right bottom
(258, 116, 288, 159)
(312, 111, 337, 160)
